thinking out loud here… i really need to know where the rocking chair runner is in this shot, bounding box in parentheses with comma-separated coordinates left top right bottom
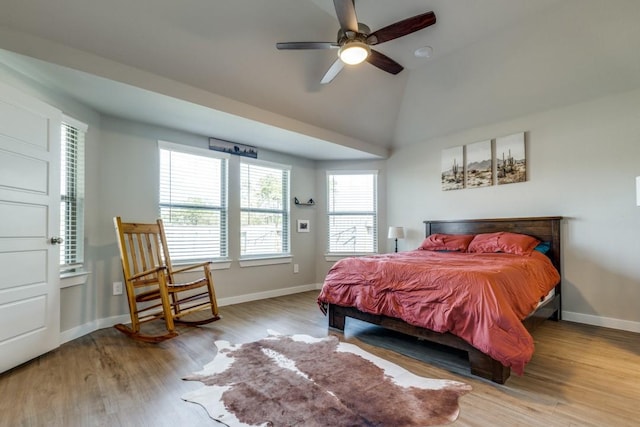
(113, 216, 220, 342)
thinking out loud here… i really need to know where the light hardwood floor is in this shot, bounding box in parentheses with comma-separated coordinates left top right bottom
(1, 291, 638, 426)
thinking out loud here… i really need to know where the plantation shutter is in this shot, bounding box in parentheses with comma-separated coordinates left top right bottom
(327, 171, 378, 254)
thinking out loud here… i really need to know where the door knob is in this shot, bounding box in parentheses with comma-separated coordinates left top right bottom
(50, 237, 64, 245)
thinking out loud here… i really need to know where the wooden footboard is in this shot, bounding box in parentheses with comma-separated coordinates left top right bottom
(328, 294, 560, 384)
(328, 304, 510, 383)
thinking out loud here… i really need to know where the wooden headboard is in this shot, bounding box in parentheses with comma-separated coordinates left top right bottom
(423, 216, 563, 276)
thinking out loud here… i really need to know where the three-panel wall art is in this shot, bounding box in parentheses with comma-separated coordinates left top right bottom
(441, 131, 526, 191)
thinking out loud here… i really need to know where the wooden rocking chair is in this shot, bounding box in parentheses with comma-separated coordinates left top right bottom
(113, 216, 220, 342)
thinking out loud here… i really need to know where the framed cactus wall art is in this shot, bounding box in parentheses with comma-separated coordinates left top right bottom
(465, 140, 493, 188)
(441, 145, 464, 191)
(442, 132, 527, 191)
(496, 132, 526, 184)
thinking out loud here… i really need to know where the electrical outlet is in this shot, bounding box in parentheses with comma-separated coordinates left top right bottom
(113, 281, 123, 295)
(293, 264, 299, 274)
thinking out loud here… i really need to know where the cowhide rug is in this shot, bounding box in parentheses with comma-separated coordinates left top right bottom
(182, 332, 471, 426)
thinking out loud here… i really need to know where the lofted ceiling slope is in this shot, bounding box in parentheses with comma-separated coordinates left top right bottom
(0, 0, 592, 159)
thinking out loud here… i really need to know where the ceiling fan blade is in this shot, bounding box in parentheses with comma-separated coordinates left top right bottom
(366, 50, 404, 75)
(320, 58, 345, 84)
(367, 11, 436, 45)
(276, 42, 339, 50)
(333, 0, 358, 33)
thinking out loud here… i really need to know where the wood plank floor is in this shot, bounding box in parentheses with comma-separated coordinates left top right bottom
(1, 290, 639, 426)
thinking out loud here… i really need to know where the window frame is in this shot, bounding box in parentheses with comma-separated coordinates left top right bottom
(326, 170, 378, 256)
(239, 157, 291, 260)
(158, 140, 229, 264)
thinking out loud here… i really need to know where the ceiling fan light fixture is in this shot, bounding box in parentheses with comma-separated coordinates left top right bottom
(338, 41, 370, 65)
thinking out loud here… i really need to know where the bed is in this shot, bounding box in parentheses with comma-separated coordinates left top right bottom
(318, 216, 562, 384)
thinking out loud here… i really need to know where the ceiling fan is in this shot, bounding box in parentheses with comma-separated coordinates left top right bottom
(276, 0, 436, 84)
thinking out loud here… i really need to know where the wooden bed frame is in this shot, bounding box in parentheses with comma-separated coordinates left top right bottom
(327, 216, 562, 384)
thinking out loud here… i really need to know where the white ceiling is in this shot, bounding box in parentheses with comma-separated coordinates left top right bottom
(0, 0, 563, 160)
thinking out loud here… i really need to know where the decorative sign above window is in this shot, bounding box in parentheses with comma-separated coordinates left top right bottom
(441, 131, 527, 191)
(209, 137, 258, 158)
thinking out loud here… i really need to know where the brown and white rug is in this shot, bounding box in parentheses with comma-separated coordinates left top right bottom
(182, 331, 471, 426)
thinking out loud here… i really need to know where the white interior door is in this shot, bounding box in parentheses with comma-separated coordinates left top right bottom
(0, 81, 61, 373)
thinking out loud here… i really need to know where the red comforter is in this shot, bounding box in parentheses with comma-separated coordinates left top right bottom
(317, 250, 560, 375)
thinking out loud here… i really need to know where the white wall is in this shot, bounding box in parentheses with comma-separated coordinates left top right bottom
(0, 62, 324, 336)
(93, 115, 320, 321)
(313, 159, 388, 283)
(387, 87, 640, 331)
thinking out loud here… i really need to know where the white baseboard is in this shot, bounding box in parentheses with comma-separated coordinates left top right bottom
(217, 283, 323, 307)
(60, 314, 131, 345)
(59, 284, 324, 344)
(60, 321, 98, 344)
(562, 311, 640, 333)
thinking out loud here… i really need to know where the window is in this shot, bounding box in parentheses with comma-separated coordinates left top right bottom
(60, 117, 87, 271)
(240, 159, 290, 257)
(159, 141, 228, 262)
(327, 171, 378, 254)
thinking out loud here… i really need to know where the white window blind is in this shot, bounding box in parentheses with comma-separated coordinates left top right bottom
(159, 141, 228, 262)
(327, 171, 378, 254)
(240, 159, 290, 257)
(60, 118, 87, 270)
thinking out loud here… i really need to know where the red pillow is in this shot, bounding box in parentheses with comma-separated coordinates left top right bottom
(467, 232, 540, 255)
(419, 233, 475, 252)
(466, 232, 501, 253)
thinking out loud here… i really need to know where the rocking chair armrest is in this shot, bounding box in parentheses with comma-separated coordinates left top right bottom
(171, 262, 211, 274)
(128, 266, 168, 281)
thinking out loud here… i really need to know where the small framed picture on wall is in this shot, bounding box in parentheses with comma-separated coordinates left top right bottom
(297, 219, 310, 233)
